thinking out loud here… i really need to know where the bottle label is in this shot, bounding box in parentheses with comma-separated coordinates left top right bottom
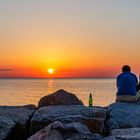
(89, 98, 92, 107)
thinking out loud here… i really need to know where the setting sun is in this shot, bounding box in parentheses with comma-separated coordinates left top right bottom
(48, 68, 54, 74)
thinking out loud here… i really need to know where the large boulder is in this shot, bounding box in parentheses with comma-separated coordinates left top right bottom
(106, 102, 140, 131)
(0, 105, 36, 140)
(30, 105, 106, 134)
(38, 89, 83, 108)
(28, 121, 102, 140)
(0, 116, 16, 140)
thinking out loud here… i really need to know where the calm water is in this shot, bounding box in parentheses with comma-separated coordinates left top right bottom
(0, 78, 116, 107)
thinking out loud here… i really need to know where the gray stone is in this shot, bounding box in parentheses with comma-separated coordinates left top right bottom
(0, 105, 36, 140)
(66, 133, 102, 140)
(111, 128, 140, 140)
(111, 128, 140, 136)
(101, 136, 117, 140)
(106, 102, 140, 130)
(28, 128, 64, 140)
(30, 105, 106, 134)
(98, 128, 140, 140)
(38, 89, 83, 108)
(28, 121, 102, 140)
(0, 116, 16, 140)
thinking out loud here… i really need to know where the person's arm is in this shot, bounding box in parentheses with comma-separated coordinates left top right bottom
(136, 74, 140, 91)
(116, 76, 119, 94)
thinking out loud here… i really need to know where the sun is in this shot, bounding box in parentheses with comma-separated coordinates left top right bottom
(48, 68, 54, 74)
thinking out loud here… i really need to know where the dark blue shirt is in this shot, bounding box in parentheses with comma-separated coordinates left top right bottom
(117, 72, 138, 96)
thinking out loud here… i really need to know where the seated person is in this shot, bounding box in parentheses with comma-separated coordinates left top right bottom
(116, 65, 140, 102)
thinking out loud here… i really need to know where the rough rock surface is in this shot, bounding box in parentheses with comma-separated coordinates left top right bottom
(30, 105, 106, 134)
(0, 105, 36, 140)
(38, 89, 83, 108)
(111, 128, 140, 140)
(28, 121, 102, 140)
(101, 128, 140, 140)
(101, 136, 117, 140)
(106, 102, 140, 130)
(0, 116, 16, 140)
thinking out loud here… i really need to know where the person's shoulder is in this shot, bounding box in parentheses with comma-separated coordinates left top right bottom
(130, 72, 137, 78)
(117, 73, 123, 79)
(130, 73, 137, 79)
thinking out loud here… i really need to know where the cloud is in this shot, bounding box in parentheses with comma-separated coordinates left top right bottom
(0, 68, 14, 71)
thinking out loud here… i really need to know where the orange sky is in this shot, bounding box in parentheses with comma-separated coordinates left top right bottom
(0, 1, 140, 78)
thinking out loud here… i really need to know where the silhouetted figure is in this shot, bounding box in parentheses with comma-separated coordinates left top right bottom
(116, 65, 140, 102)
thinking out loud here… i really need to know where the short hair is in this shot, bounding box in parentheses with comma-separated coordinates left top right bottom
(122, 65, 131, 72)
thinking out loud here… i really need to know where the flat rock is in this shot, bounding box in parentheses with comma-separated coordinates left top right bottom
(0, 105, 36, 140)
(106, 102, 140, 130)
(28, 121, 102, 140)
(30, 105, 106, 134)
(0, 116, 16, 140)
(38, 89, 83, 108)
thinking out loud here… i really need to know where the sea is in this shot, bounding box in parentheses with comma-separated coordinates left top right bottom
(0, 78, 116, 107)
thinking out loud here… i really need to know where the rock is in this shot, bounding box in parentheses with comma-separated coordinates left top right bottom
(101, 128, 140, 140)
(28, 125, 64, 140)
(106, 102, 140, 130)
(38, 89, 83, 108)
(30, 105, 106, 134)
(0, 105, 36, 140)
(101, 136, 117, 140)
(22, 104, 37, 109)
(110, 128, 140, 140)
(0, 116, 16, 140)
(28, 121, 102, 140)
(66, 133, 102, 140)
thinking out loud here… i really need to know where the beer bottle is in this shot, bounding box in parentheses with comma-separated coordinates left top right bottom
(89, 93, 93, 107)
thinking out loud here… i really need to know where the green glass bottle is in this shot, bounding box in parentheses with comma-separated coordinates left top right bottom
(89, 93, 93, 107)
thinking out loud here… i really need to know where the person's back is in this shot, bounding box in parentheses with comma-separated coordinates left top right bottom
(116, 65, 139, 102)
(117, 72, 138, 96)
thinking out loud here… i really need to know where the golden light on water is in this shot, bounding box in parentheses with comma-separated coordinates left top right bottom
(48, 68, 54, 74)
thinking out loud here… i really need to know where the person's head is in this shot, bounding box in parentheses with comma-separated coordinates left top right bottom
(122, 65, 131, 73)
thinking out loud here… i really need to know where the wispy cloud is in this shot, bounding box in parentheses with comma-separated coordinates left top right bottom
(0, 68, 14, 71)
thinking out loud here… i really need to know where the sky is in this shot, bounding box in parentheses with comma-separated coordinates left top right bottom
(0, 0, 140, 78)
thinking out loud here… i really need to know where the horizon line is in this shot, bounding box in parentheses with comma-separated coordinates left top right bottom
(0, 77, 115, 79)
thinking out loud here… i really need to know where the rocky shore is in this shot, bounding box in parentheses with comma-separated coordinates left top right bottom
(1, 89, 140, 140)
